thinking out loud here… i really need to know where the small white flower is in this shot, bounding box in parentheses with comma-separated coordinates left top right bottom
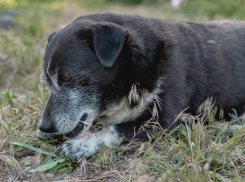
(171, 0, 185, 10)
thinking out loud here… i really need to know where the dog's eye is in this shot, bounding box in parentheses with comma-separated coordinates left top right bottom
(62, 74, 72, 82)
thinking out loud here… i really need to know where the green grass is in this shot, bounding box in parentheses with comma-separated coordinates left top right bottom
(1, 0, 245, 181)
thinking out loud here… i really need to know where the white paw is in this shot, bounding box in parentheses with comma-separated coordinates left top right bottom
(58, 137, 100, 160)
(58, 125, 120, 160)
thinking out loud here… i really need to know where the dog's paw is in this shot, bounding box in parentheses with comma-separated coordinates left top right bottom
(58, 137, 101, 161)
(57, 126, 120, 161)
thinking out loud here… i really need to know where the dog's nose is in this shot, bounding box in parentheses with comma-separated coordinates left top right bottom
(39, 121, 55, 133)
(80, 113, 88, 121)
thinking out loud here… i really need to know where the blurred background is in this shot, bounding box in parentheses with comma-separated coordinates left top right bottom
(0, 0, 245, 106)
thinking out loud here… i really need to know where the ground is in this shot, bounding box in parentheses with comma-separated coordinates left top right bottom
(0, 0, 245, 181)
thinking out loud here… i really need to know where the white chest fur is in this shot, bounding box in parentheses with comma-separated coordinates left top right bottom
(96, 87, 162, 125)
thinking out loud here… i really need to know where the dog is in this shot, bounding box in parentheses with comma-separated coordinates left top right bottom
(38, 12, 245, 160)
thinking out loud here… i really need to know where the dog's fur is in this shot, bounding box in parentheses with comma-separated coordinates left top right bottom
(39, 12, 245, 160)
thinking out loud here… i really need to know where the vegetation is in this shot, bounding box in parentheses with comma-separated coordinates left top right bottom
(0, 0, 245, 181)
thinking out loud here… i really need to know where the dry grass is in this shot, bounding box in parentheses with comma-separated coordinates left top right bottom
(1, 0, 245, 181)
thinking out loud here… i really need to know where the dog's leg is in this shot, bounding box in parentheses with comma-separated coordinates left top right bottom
(114, 115, 181, 142)
(58, 125, 121, 160)
(114, 120, 159, 142)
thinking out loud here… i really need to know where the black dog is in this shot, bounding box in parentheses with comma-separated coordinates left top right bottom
(38, 12, 245, 160)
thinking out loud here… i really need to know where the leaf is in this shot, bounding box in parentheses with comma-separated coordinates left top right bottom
(30, 158, 65, 172)
(178, 139, 188, 152)
(11, 142, 57, 157)
(193, 154, 203, 163)
(215, 173, 228, 181)
(196, 153, 224, 163)
(233, 125, 245, 138)
(48, 161, 71, 174)
(91, 163, 100, 167)
(214, 124, 228, 143)
(223, 126, 245, 150)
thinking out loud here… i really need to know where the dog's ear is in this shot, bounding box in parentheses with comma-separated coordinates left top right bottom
(47, 32, 56, 43)
(87, 23, 128, 67)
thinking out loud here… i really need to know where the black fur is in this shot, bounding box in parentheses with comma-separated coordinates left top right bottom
(40, 12, 245, 143)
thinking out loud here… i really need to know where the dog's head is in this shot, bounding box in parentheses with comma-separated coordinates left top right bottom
(39, 16, 165, 139)
(39, 20, 131, 138)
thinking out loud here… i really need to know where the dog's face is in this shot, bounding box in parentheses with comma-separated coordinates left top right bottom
(39, 20, 129, 138)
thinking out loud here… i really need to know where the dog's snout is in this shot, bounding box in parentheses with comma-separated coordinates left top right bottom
(39, 121, 55, 133)
(80, 113, 88, 121)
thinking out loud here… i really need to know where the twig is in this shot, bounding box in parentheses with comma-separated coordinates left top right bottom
(213, 166, 225, 171)
(15, 149, 35, 158)
(127, 167, 133, 182)
(13, 174, 20, 182)
(114, 144, 142, 152)
(54, 172, 118, 182)
(167, 108, 188, 130)
(205, 125, 222, 130)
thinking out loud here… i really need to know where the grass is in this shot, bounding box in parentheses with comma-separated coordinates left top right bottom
(0, 0, 245, 181)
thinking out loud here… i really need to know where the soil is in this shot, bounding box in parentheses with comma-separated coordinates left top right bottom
(0, 148, 138, 182)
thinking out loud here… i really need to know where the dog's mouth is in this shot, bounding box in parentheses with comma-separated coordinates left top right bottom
(65, 122, 84, 139)
(65, 113, 87, 139)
